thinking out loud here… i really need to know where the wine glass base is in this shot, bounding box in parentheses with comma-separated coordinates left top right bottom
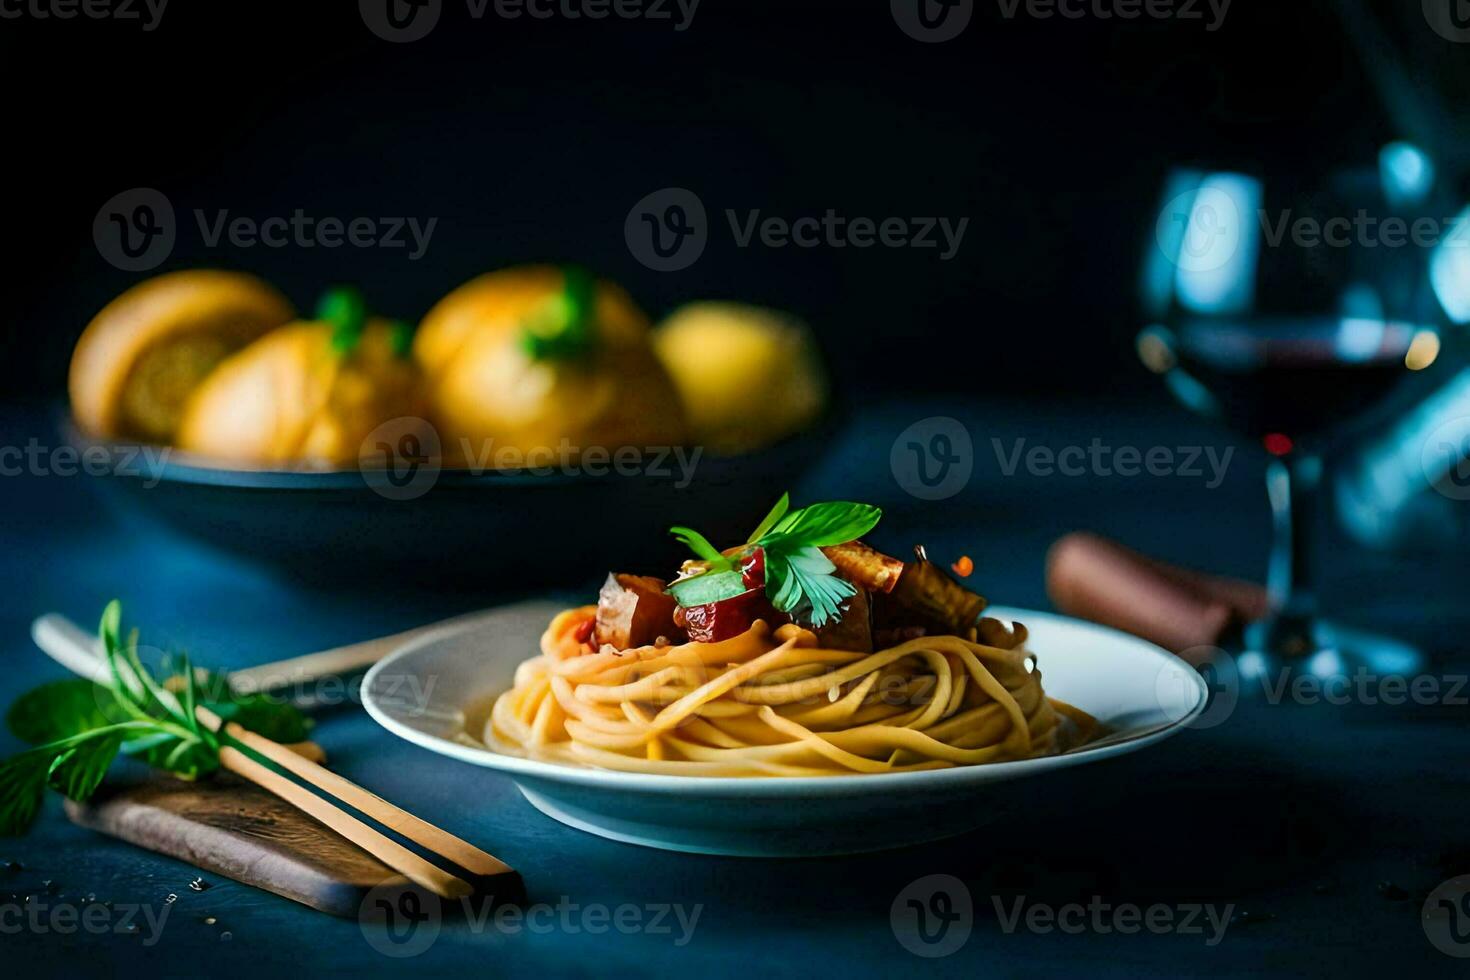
(1236, 618, 1425, 686)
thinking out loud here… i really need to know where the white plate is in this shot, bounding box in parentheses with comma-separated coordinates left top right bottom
(363, 601, 1207, 856)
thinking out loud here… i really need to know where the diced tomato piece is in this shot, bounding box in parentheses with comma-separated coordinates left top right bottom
(739, 547, 765, 591)
(674, 586, 787, 643)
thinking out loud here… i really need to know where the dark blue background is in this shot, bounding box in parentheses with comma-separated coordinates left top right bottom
(1, 0, 1455, 404)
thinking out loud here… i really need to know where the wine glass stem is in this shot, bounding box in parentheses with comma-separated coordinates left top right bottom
(1262, 454, 1321, 657)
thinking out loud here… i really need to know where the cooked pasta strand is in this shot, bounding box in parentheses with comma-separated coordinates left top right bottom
(488, 609, 1096, 776)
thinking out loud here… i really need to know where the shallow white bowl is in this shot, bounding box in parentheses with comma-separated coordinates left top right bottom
(363, 601, 1207, 856)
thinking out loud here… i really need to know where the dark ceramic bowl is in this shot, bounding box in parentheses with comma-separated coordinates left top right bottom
(67, 415, 840, 590)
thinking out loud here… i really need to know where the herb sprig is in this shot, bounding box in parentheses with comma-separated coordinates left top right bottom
(0, 602, 310, 836)
(519, 266, 598, 361)
(669, 494, 883, 628)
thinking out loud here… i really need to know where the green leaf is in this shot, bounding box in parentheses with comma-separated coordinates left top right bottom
(125, 736, 218, 781)
(101, 621, 149, 713)
(519, 266, 598, 361)
(47, 731, 123, 803)
(188, 665, 312, 744)
(0, 750, 53, 835)
(667, 568, 749, 608)
(669, 527, 733, 568)
(765, 546, 856, 629)
(99, 600, 122, 658)
(318, 286, 368, 354)
(386, 319, 415, 358)
(6, 679, 120, 745)
(120, 637, 188, 728)
(763, 502, 882, 551)
(0, 601, 246, 835)
(744, 493, 791, 545)
(206, 693, 312, 744)
(178, 653, 197, 728)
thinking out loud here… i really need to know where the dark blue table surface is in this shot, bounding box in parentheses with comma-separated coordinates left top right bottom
(2, 398, 1467, 978)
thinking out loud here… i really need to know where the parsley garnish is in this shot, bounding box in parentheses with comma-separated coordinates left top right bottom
(317, 285, 369, 354)
(519, 266, 599, 361)
(0, 601, 310, 836)
(669, 495, 883, 628)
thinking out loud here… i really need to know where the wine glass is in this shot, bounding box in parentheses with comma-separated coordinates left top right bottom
(1137, 147, 1448, 680)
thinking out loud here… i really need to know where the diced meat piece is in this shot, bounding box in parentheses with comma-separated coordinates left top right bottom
(813, 588, 873, 653)
(595, 573, 684, 650)
(872, 548, 988, 637)
(822, 541, 904, 593)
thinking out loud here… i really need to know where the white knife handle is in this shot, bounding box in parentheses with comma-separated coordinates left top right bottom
(31, 613, 111, 686)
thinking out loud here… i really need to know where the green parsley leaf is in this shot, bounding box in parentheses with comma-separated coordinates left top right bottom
(0, 751, 52, 836)
(386, 319, 415, 359)
(0, 601, 311, 835)
(744, 492, 790, 545)
(666, 495, 883, 627)
(7, 679, 119, 745)
(763, 501, 883, 551)
(317, 286, 368, 354)
(205, 692, 312, 744)
(47, 731, 125, 803)
(519, 266, 598, 361)
(765, 546, 856, 629)
(669, 526, 734, 568)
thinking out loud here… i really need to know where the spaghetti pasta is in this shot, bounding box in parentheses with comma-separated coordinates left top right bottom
(489, 606, 1097, 777)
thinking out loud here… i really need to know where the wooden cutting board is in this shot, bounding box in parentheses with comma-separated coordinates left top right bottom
(65, 773, 522, 918)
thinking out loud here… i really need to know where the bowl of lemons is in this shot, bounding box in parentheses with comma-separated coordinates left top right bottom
(65, 266, 836, 588)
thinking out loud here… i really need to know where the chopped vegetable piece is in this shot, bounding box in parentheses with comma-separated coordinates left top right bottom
(669, 496, 881, 628)
(737, 547, 765, 591)
(666, 567, 749, 608)
(873, 547, 988, 637)
(596, 574, 685, 650)
(674, 588, 786, 643)
(822, 541, 904, 594)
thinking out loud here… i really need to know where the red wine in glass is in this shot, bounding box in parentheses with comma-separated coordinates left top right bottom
(1142, 316, 1429, 451)
(1140, 161, 1444, 678)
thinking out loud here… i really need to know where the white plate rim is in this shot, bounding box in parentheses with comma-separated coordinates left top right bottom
(362, 603, 1208, 798)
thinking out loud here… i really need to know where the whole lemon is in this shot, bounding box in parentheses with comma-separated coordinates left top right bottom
(654, 302, 827, 455)
(69, 270, 294, 443)
(415, 265, 687, 464)
(176, 316, 427, 468)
